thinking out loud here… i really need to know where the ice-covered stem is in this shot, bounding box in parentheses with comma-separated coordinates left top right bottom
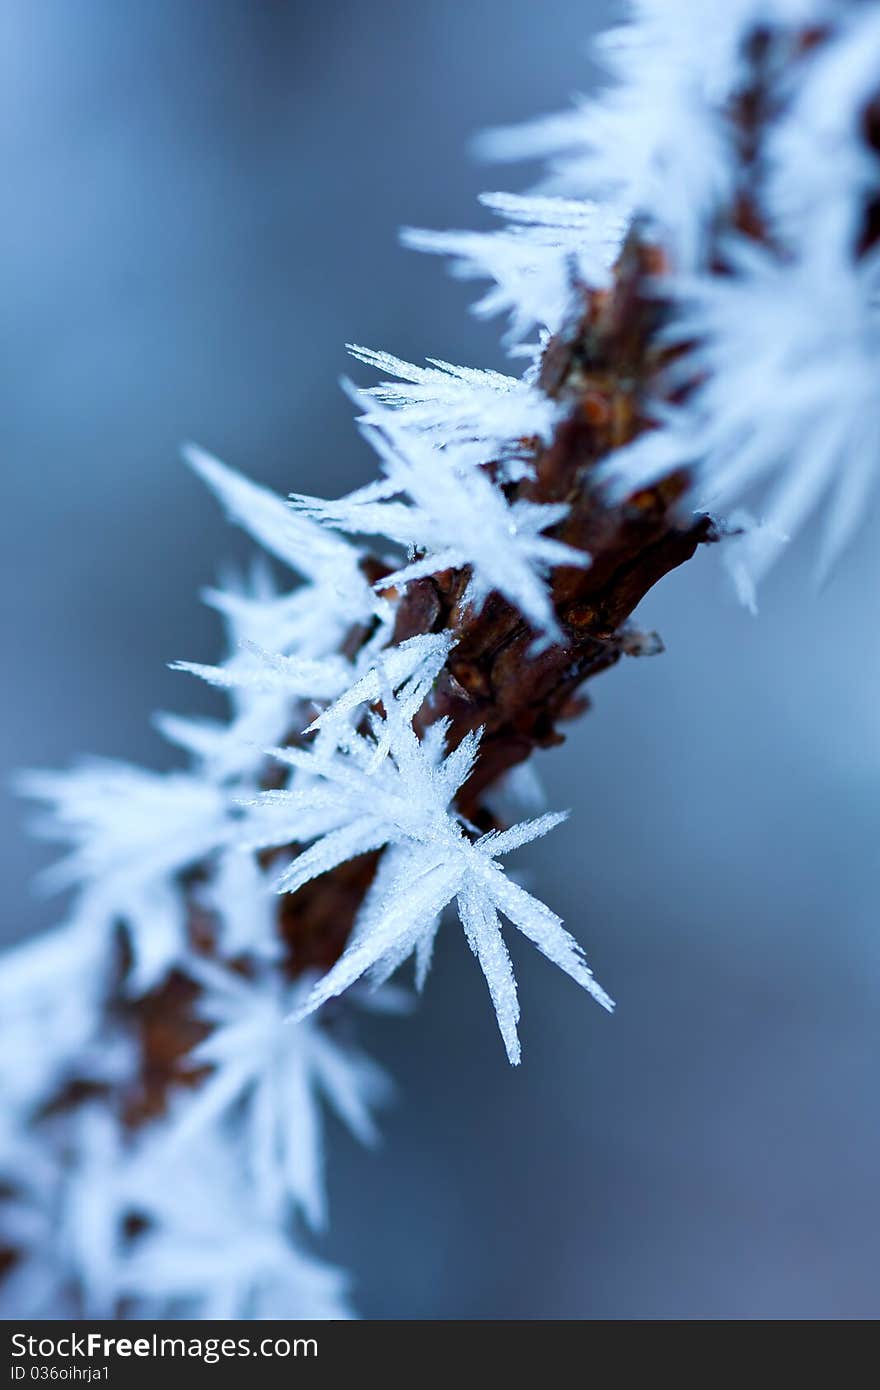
(396, 234, 710, 818)
(36, 9, 838, 1132)
(123, 232, 709, 1115)
(12, 6, 880, 1317)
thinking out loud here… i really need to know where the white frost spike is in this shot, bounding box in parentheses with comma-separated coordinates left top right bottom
(18, 760, 231, 993)
(2, 1108, 132, 1317)
(479, 191, 629, 247)
(170, 961, 392, 1230)
(122, 1136, 352, 1320)
(159, 559, 386, 785)
(716, 510, 789, 615)
(198, 850, 282, 961)
(601, 236, 880, 582)
(170, 644, 351, 699)
(203, 556, 392, 677)
(475, 0, 823, 268)
(247, 686, 612, 1062)
(57, 1107, 132, 1317)
(305, 631, 452, 737)
(293, 400, 587, 643)
(184, 445, 378, 638)
(0, 924, 115, 1124)
(403, 193, 625, 345)
(347, 343, 558, 475)
(765, 8, 880, 255)
(186, 444, 364, 590)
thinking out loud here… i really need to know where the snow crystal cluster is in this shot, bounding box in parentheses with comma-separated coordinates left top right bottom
(477, 0, 880, 589)
(5, 0, 880, 1318)
(2, 449, 603, 1318)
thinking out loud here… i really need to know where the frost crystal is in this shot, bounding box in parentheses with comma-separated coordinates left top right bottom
(1, 1108, 131, 1317)
(0, 925, 114, 1124)
(184, 445, 378, 641)
(292, 404, 587, 643)
(469, 0, 880, 587)
(121, 1136, 352, 1320)
(18, 761, 231, 992)
(249, 687, 612, 1064)
(476, 0, 823, 266)
(403, 192, 625, 346)
(347, 342, 558, 478)
(600, 237, 880, 581)
(170, 960, 393, 1230)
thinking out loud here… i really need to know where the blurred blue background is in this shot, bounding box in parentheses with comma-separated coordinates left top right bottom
(4, 0, 880, 1319)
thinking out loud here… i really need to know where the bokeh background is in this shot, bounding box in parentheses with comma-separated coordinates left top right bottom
(4, 0, 880, 1319)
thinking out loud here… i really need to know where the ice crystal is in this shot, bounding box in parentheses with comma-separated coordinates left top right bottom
(197, 849, 282, 961)
(18, 761, 232, 993)
(1, 1108, 131, 1317)
(403, 191, 625, 345)
(347, 342, 558, 478)
(476, 0, 823, 266)
(292, 404, 586, 643)
(184, 445, 378, 644)
(249, 687, 612, 1064)
(168, 960, 392, 1230)
(764, 7, 880, 255)
(600, 236, 880, 581)
(121, 1136, 352, 1320)
(0, 925, 116, 1125)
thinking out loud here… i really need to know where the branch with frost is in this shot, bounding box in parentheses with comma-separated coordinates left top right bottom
(291, 402, 589, 644)
(247, 682, 612, 1064)
(5, 0, 880, 1320)
(166, 960, 399, 1231)
(403, 192, 627, 345)
(346, 344, 559, 480)
(599, 237, 880, 582)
